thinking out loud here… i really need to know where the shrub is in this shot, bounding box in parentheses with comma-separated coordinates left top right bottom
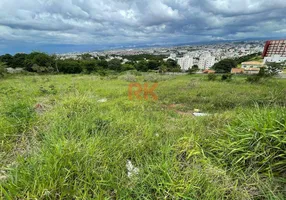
(246, 75, 261, 83)
(121, 74, 137, 82)
(221, 74, 233, 81)
(0, 62, 7, 77)
(207, 73, 217, 81)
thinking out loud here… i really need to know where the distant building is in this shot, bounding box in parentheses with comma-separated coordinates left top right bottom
(262, 39, 286, 64)
(244, 68, 260, 74)
(203, 69, 215, 74)
(231, 68, 244, 74)
(241, 61, 263, 69)
(198, 52, 215, 70)
(177, 56, 194, 71)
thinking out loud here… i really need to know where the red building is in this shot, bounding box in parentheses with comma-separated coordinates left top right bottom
(262, 39, 286, 58)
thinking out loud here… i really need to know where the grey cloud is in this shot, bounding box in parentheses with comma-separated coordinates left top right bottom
(0, 0, 285, 51)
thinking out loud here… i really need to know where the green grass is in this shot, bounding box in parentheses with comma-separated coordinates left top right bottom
(0, 73, 286, 199)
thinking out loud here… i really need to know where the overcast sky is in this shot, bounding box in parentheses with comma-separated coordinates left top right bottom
(0, 0, 286, 54)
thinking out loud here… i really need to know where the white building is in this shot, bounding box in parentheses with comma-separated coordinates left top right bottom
(198, 56, 215, 69)
(177, 56, 194, 71)
(263, 55, 286, 64)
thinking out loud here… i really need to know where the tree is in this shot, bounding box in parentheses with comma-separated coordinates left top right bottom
(81, 53, 94, 60)
(187, 65, 199, 74)
(135, 61, 148, 72)
(147, 60, 160, 70)
(265, 62, 283, 76)
(0, 62, 7, 77)
(82, 61, 97, 74)
(24, 52, 55, 72)
(159, 65, 167, 74)
(108, 59, 122, 71)
(165, 59, 181, 72)
(0, 54, 13, 67)
(192, 65, 199, 70)
(212, 59, 237, 73)
(11, 53, 27, 68)
(122, 64, 135, 71)
(57, 60, 83, 74)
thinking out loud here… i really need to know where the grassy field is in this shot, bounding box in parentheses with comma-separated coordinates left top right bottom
(0, 73, 286, 199)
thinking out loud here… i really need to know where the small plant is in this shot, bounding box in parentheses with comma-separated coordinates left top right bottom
(0, 62, 7, 77)
(221, 74, 233, 81)
(246, 75, 261, 83)
(207, 73, 217, 81)
(122, 74, 137, 82)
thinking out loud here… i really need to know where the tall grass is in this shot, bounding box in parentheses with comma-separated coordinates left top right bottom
(0, 74, 286, 199)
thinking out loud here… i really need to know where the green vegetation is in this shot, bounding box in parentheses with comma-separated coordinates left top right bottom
(212, 59, 237, 73)
(213, 53, 262, 72)
(233, 53, 262, 64)
(0, 73, 285, 199)
(0, 52, 180, 74)
(0, 62, 7, 77)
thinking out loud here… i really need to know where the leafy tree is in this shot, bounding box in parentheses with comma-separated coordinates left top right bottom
(81, 53, 94, 60)
(108, 59, 122, 71)
(24, 52, 55, 72)
(82, 61, 97, 74)
(11, 53, 27, 68)
(212, 59, 237, 73)
(187, 65, 199, 74)
(147, 60, 160, 70)
(0, 54, 13, 67)
(97, 60, 108, 69)
(265, 62, 283, 76)
(135, 61, 148, 72)
(165, 59, 181, 72)
(159, 65, 167, 74)
(122, 64, 135, 71)
(192, 65, 199, 70)
(58, 60, 83, 74)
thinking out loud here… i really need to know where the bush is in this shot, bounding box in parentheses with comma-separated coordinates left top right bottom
(246, 75, 261, 83)
(0, 62, 7, 77)
(207, 73, 217, 81)
(221, 74, 233, 81)
(121, 74, 137, 82)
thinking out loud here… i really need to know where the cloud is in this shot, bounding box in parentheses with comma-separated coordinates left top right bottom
(0, 0, 285, 53)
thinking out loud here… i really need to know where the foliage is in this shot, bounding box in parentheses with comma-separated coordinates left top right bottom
(265, 62, 283, 76)
(212, 59, 237, 73)
(121, 54, 167, 61)
(187, 65, 199, 74)
(0, 54, 13, 67)
(233, 53, 261, 64)
(221, 73, 233, 81)
(0, 62, 7, 77)
(246, 75, 262, 83)
(207, 73, 217, 81)
(135, 60, 149, 72)
(108, 59, 122, 71)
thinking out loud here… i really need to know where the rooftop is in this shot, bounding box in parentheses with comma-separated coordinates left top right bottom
(241, 61, 263, 65)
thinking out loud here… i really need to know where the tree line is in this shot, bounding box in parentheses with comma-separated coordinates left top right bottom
(0, 52, 181, 74)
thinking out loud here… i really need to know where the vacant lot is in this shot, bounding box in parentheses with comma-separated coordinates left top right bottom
(1, 73, 286, 199)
